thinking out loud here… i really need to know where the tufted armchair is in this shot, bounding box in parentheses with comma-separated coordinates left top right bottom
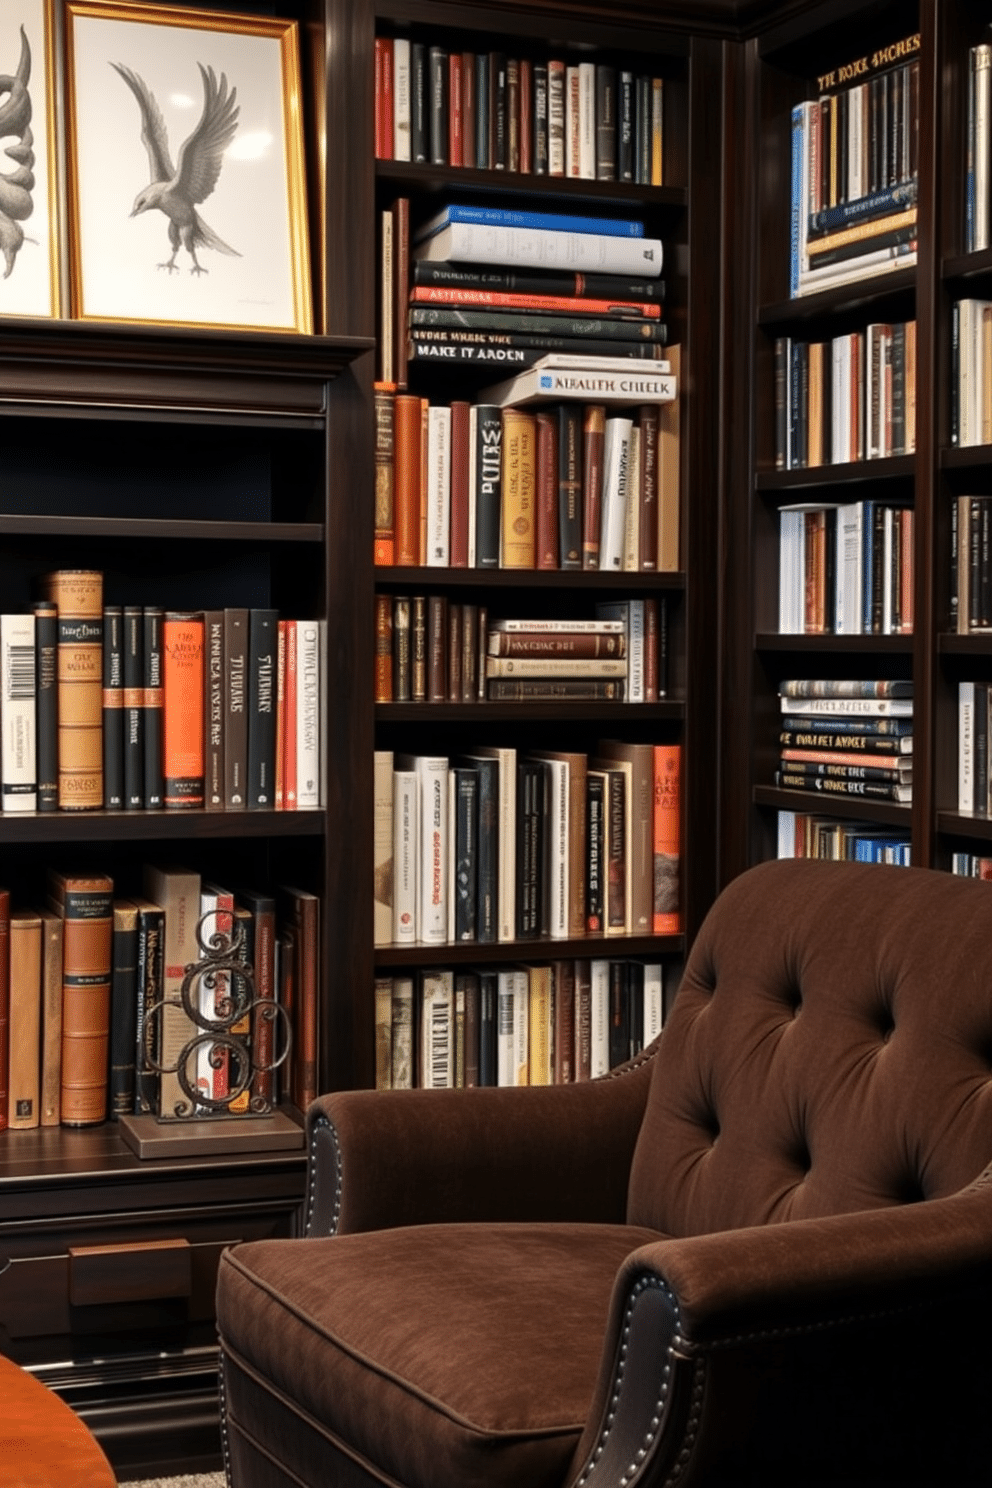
(216, 859, 992, 1488)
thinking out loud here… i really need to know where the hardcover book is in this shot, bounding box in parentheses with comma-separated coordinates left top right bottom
(37, 569, 104, 809)
(47, 871, 114, 1126)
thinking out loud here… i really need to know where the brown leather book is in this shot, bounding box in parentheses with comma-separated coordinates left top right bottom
(535, 408, 559, 570)
(38, 907, 64, 1127)
(280, 886, 320, 1113)
(373, 381, 396, 564)
(46, 873, 114, 1127)
(374, 594, 393, 701)
(581, 405, 607, 569)
(37, 569, 103, 809)
(8, 908, 42, 1129)
(448, 400, 471, 567)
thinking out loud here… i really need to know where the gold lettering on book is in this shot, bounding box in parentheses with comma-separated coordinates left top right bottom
(816, 32, 919, 94)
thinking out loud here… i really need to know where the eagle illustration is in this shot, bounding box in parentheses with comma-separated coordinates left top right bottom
(111, 60, 241, 274)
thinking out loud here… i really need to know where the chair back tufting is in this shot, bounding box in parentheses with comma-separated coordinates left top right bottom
(627, 858, 992, 1236)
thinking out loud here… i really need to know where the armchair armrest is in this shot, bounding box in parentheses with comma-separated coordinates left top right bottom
(568, 1176, 992, 1488)
(304, 1048, 655, 1235)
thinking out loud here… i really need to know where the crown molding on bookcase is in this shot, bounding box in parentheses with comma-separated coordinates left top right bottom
(399, 0, 845, 43)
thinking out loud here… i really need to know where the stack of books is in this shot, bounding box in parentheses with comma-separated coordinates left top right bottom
(374, 958, 664, 1090)
(777, 812, 912, 864)
(778, 499, 914, 636)
(373, 374, 680, 572)
(374, 36, 664, 185)
(373, 740, 682, 950)
(775, 679, 914, 807)
(789, 37, 919, 298)
(774, 320, 916, 468)
(485, 617, 627, 702)
(950, 495, 992, 632)
(406, 203, 665, 367)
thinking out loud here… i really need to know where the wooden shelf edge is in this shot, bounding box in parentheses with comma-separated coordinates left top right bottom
(376, 700, 684, 721)
(755, 632, 913, 652)
(0, 809, 326, 844)
(755, 455, 915, 491)
(0, 516, 324, 543)
(373, 566, 685, 588)
(375, 933, 684, 967)
(753, 784, 911, 827)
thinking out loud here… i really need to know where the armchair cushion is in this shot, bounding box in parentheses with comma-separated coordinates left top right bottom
(218, 1220, 663, 1488)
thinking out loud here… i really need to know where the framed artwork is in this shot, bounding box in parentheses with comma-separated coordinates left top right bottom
(64, 0, 313, 333)
(0, 0, 60, 318)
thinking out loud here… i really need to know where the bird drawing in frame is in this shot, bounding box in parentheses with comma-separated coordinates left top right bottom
(111, 59, 241, 275)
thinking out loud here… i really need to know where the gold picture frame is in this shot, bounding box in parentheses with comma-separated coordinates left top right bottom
(64, 0, 312, 333)
(0, 0, 62, 319)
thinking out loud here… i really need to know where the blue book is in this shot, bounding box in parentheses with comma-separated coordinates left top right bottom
(790, 104, 804, 298)
(808, 181, 918, 238)
(414, 202, 645, 243)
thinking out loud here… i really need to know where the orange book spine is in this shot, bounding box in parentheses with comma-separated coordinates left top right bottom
(48, 874, 114, 1126)
(283, 620, 299, 809)
(162, 612, 204, 809)
(38, 569, 103, 809)
(652, 744, 681, 934)
(449, 52, 463, 166)
(374, 596, 393, 701)
(8, 909, 41, 1130)
(393, 393, 423, 566)
(408, 287, 661, 317)
(899, 509, 914, 632)
(535, 408, 559, 570)
(275, 620, 287, 808)
(373, 381, 396, 565)
(500, 408, 537, 569)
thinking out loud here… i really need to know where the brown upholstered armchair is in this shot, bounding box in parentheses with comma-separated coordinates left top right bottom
(216, 859, 992, 1487)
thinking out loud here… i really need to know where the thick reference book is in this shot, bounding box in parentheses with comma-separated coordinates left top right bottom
(478, 356, 675, 408)
(47, 871, 114, 1126)
(37, 569, 104, 809)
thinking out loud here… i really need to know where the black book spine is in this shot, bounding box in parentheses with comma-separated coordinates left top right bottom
(134, 903, 164, 1114)
(429, 45, 449, 165)
(595, 64, 617, 180)
(515, 759, 543, 939)
(32, 599, 58, 812)
(109, 902, 138, 1119)
(247, 608, 278, 809)
(472, 756, 497, 943)
(975, 681, 989, 815)
(102, 605, 124, 811)
(586, 771, 605, 933)
(626, 960, 644, 1060)
(142, 606, 164, 809)
(123, 604, 144, 810)
(618, 70, 634, 181)
(490, 52, 507, 169)
(411, 42, 428, 163)
(475, 52, 490, 169)
(557, 402, 583, 568)
(533, 62, 549, 174)
(475, 404, 503, 569)
(635, 75, 651, 184)
(478, 969, 497, 1086)
(609, 959, 629, 1069)
(453, 766, 478, 942)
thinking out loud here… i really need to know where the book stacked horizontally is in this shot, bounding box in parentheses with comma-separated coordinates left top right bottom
(790, 39, 919, 298)
(485, 617, 629, 702)
(775, 679, 913, 807)
(406, 202, 666, 368)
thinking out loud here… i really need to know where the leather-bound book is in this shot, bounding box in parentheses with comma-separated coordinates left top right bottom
(37, 569, 103, 809)
(46, 871, 114, 1126)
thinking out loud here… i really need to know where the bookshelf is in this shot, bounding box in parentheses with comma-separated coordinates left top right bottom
(362, 0, 723, 1084)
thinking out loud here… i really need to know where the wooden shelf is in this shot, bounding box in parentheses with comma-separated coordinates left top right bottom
(753, 785, 911, 828)
(375, 932, 682, 968)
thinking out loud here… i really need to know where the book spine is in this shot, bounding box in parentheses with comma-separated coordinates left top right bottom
(653, 744, 681, 933)
(296, 620, 321, 809)
(142, 606, 164, 809)
(31, 600, 57, 812)
(101, 605, 124, 812)
(619, 71, 634, 181)
(38, 907, 62, 1126)
(475, 52, 489, 169)
(426, 404, 452, 566)
(393, 36, 411, 161)
(506, 57, 519, 173)
(203, 610, 225, 810)
(453, 766, 478, 941)
(247, 609, 278, 809)
(50, 874, 114, 1126)
(500, 407, 537, 568)
(224, 608, 249, 807)
(8, 910, 41, 1128)
(429, 45, 449, 165)
(582, 404, 607, 568)
(409, 306, 667, 341)
(163, 611, 205, 809)
(109, 900, 138, 1119)
(393, 393, 423, 567)
(123, 604, 144, 810)
(410, 42, 428, 163)
(40, 569, 103, 809)
(596, 64, 617, 180)
(474, 404, 503, 568)
(599, 414, 634, 570)
(1, 611, 37, 813)
(0, 888, 10, 1128)
(533, 62, 548, 175)
(557, 403, 583, 568)
(374, 382, 396, 564)
(462, 52, 476, 171)
(413, 222, 663, 278)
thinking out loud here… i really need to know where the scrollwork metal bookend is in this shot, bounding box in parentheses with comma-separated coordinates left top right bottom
(139, 910, 292, 1124)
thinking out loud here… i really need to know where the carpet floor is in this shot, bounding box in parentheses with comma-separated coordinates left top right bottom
(120, 1476, 226, 1488)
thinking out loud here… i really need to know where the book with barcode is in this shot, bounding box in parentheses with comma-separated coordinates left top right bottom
(1, 612, 37, 813)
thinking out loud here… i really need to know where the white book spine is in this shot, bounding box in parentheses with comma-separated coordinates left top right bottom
(622, 423, 641, 572)
(512, 968, 529, 1084)
(416, 756, 448, 943)
(848, 84, 864, 202)
(392, 768, 417, 942)
(643, 962, 664, 1043)
(446, 769, 456, 945)
(777, 810, 797, 858)
(296, 620, 321, 807)
(544, 758, 569, 939)
(579, 62, 596, 179)
(866, 324, 882, 460)
(599, 415, 634, 570)
(589, 959, 610, 1077)
(1, 612, 36, 812)
(548, 64, 565, 176)
(960, 681, 975, 814)
(426, 405, 451, 566)
(779, 511, 798, 633)
(627, 598, 645, 703)
(976, 46, 991, 253)
(420, 971, 454, 1087)
(838, 502, 863, 635)
(497, 969, 516, 1085)
(393, 37, 411, 161)
(882, 507, 894, 634)
(566, 65, 581, 177)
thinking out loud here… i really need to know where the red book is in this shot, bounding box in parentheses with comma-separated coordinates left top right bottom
(408, 286, 660, 317)
(375, 37, 394, 159)
(653, 744, 681, 934)
(449, 400, 471, 567)
(394, 393, 424, 566)
(535, 408, 559, 570)
(162, 612, 204, 809)
(449, 52, 463, 166)
(283, 620, 298, 809)
(520, 59, 533, 174)
(374, 380, 396, 565)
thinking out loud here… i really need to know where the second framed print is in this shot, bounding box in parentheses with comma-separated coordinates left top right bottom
(65, 1, 313, 333)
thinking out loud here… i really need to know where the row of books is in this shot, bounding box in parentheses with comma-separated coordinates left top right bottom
(774, 679, 914, 808)
(957, 680, 992, 817)
(0, 869, 318, 1133)
(373, 741, 682, 949)
(0, 576, 324, 814)
(374, 35, 664, 185)
(966, 43, 992, 253)
(373, 384, 680, 572)
(778, 500, 914, 636)
(950, 298, 992, 447)
(375, 606, 668, 705)
(374, 957, 664, 1090)
(773, 322, 917, 469)
(380, 200, 669, 384)
(777, 811, 912, 864)
(951, 853, 992, 878)
(950, 495, 992, 633)
(790, 40, 920, 297)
